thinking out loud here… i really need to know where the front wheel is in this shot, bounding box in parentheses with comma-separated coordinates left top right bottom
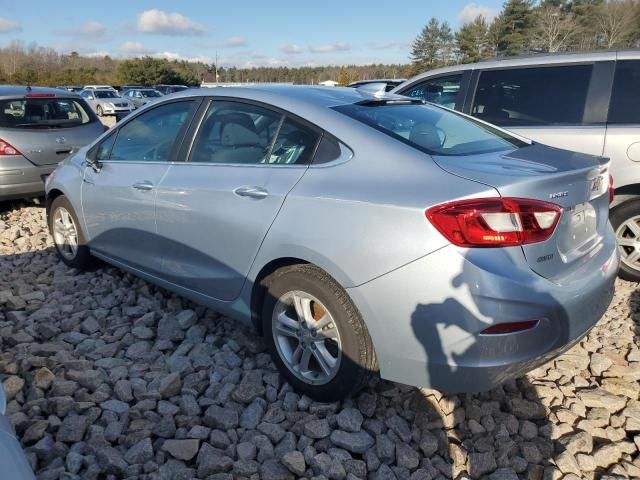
(262, 265, 377, 401)
(611, 199, 640, 281)
(49, 195, 94, 269)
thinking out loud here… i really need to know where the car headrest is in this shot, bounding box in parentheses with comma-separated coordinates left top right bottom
(221, 121, 261, 147)
(409, 123, 442, 150)
(25, 103, 45, 119)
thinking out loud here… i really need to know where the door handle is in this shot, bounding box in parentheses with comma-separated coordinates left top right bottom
(234, 186, 269, 199)
(132, 181, 154, 191)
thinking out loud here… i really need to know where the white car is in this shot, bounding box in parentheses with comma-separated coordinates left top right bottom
(79, 89, 134, 117)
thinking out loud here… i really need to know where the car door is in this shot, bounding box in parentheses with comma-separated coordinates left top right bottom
(82, 99, 198, 275)
(469, 63, 609, 157)
(603, 57, 640, 188)
(155, 99, 321, 301)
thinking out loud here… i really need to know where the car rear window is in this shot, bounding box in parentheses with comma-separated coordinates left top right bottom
(333, 102, 526, 156)
(94, 90, 118, 99)
(0, 97, 93, 129)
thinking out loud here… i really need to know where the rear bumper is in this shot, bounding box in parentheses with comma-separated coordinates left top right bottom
(347, 230, 619, 392)
(0, 156, 55, 200)
(0, 413, 36, 479)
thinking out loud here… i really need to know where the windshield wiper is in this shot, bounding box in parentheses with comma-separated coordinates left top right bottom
(13, 123, 56, 129)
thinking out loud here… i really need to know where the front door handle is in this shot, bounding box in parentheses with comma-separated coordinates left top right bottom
(234, 186, 269, 199)
(132, 181, 154, 191)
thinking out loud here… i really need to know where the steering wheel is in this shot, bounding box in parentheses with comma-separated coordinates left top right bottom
(143, 140, 173, 161)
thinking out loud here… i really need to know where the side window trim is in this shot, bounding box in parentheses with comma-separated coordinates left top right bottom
(99, 98, 201, 164)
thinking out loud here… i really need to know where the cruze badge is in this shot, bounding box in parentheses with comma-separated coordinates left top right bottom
(549, 191, 568, 199)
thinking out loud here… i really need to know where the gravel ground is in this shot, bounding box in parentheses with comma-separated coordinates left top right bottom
(1, 204, 640, 480)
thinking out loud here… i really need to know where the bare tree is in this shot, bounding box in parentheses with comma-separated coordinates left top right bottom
(532, 4, 578, 52)
(597, 0, 637, 49)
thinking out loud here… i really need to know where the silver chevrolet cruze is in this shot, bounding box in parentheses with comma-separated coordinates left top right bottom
(45, 86, 618, 400)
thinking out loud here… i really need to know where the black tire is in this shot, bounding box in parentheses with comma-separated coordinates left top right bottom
(261, 264, 377, 401)
(48, 195, 94, 270)
(96, 105, 103, 117)
(611, 199, 640, 282)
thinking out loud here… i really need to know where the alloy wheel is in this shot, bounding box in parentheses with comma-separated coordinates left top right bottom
(52, 207, 79, 260)
(271, 290, 342, 385)
(616, 215, 640, 272)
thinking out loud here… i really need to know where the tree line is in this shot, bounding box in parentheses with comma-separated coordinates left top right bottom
(0, 0, 638, 87)
(411, 0, 640, 72)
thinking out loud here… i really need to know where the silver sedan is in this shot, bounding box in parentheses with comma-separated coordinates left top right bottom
(45, 86, 618, 401)
(79, 89, 134, 117)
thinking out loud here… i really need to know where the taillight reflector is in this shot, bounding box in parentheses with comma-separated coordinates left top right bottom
(609, 174, 614, 204)
(426, 197, 562, 247)
(480, 320, 539, 335)
(0, 139, 21, 156)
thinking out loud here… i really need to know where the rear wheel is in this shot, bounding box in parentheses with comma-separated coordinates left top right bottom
(611, 199, 640, 281)
(96, 105, 103, 117)
(262, 265, 377, 401)
(49, 195, 93, 270)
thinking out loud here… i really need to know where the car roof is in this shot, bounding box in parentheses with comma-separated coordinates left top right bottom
(0, 85, 81, 99)
(396, 49, 639, 89)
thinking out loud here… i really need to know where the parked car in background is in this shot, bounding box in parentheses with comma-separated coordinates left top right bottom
(347, 79, 406, 92)
(393, 50, 640, 280)
(80, 89, 134, 117)
(83, 85, 117, 92)
(0, 86, 103, 201)
(154, 84, 190, 95)
(122, 88, 164, 109)
(119, 84, 144, 95)
(46, 86, 617, 400)
(55, 86, 83, 93)
(0, 381, 36, 479)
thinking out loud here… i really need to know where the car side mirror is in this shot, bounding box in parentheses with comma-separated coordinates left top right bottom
(87, 156, 102, 173)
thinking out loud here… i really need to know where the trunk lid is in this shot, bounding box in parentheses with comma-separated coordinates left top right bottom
(432, 143, 611, 280)
(3, 121, 102, 166)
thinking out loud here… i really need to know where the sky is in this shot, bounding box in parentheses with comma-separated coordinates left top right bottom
(0, 0, 503, 67)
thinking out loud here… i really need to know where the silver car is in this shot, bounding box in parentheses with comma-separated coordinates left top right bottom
(45, 86, 618, 400)
(393, 50, 640, 281)
(0, 86, 105, 201)
(0, 382, 36, 479)
(122, 88, 164, 109)
(80, 89, 134, 117)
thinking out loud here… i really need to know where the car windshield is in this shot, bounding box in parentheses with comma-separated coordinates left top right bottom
(94, 90, 118, 99)
(0, 97, 92, 128)
(333, 101, 527, 156)
(141, 90, 162, 98)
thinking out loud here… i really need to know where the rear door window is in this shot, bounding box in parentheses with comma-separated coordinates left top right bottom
(472, 65, 593, 126)
(402, 74, 463, 109)
(0, 97, 93, 129)
(608, 60, 640, 124)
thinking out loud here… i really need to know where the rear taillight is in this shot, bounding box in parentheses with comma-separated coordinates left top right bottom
(0, 139, 21, 156)
(609, 174, 614, 204)
(480, 320, 539, 335)
(426, 197, 562, 247)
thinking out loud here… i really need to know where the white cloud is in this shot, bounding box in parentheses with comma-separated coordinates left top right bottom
(224, 36, 247, 47)
(154, 51, 213, 63)
(85, 51, 111, 58)
(280, 43, 302, 55)
(79, 21, 106, 38)
(0, 17, 21, 34)
(456, 3, 499, 25)
(121, 41, 154, 54)
(366, 40, 410, 51)
(309, 42, 351, 54)
(136, 9, 206, 36)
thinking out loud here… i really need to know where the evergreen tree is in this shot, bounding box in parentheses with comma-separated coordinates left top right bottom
(456, 15, 490, 63)
(410, 18, 445, 72)
(497, 0, 535, 55)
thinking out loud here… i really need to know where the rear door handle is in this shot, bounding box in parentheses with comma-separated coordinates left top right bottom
(132, 181, 154, 191)
(234, 186, 269, 199)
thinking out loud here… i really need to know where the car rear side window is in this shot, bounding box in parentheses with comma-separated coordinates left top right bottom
(0, 97, 93, 129)
(608, 60, 640, 124)
(402, 74, 463, 109)
(108, 100, 194, 162)
(472, 65, 593, 126)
